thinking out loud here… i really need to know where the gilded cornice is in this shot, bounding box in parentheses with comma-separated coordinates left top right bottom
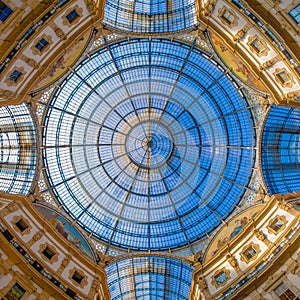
(0, 192, 110, 298)
(245, 0, 300, 63)
(190, 193, 300, 299)
(196, 0, 300, 108)
(0, 1, 56, 70)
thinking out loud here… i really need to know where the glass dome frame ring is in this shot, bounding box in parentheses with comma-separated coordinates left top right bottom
(70, 87, 205, 199)
(41, 38, 256, 251)
(97, 96, 201, 154)
(67, 106, 203, 217)
(125, 120, 175, 169)
(44, 96, 250, 237)
(65, 70, 233, 152)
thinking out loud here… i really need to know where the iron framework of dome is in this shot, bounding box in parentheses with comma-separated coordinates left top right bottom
(103, 0, 198, 34)
(106, 256, 193, 299)
(0, 104, 37, 195)
(261, 106, 300, 195)
(40, 37, 256, 252)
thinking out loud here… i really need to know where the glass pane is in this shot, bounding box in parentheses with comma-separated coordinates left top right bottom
(41, 38, 256, 251)
(103, 0, 197, 33)
(261, 106, 300, 194)
(0, 104, 37, 195)
(106, 256, 193, 300)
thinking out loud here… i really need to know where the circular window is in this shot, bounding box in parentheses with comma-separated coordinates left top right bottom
(42, 38, 256, 251)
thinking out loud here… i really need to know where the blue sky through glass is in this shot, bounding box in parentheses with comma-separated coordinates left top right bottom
(104, 0, 197, 33)
(262, 106, 300, 194)
(106, 256, 193, 300)
(41, 38, 256, 251)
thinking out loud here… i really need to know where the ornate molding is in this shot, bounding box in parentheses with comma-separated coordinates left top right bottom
(57, 254, 72, 275)
(277, 199, 294, 212)
(211, 267, 231, 288)
(62, 5, 83, 27)
(260, 55, 281, 70)
(0, 89, 17, 101)
(234, 24, 251, 42)
(0, 202, 19, 217)
(267, 215, 288, 235)
(84, 0, 97, 15)
(5, 67, 25, 87)
(196, 275, 212, 299)
(253, 228, 273, 247)
(218, 6, 239, 28)
(27, 230, 44, 247)
(274, 68, 295, 88)
(88, 275, 101, 299)
(68, 267, 88, 289)
(20, 54, 38, 68)
(30, 34, 53, 56)
(50, 22, 67, 40)
(247, 35, 270, 57)
(38, 243, 59, 264)
(203, 0, 217, 17)
(12, 215, 32, 236)
(197, 275, 208, 290)
(286, 90, 300, 102)
(240, 243, 261, 263)
(226, 253, 242, 274)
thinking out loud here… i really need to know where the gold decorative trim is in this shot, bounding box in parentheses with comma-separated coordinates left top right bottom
(62, 5, 83, 27)
(5, 67, 25, 87)
(12, 215, 32, 235)
(38, 243, 59, 264)
(27, 230, 44, 247)
(289, 199, 300, 210)
(252, 228, 273, 247)
(57, 255, 72, 274)
(240, 243, 261, 263)
(267, 215, 287, 235)
(233, 23, 250, 42)
(69, 268, 88, 289)
(31, 34, 53, 56)
(197, 276, 208, 290)
(0, 202, 19, 217)
(20, 54, 38, 68)
(84, 0, 97, 14)
(3, 282, 27, 299)
(261, 55, 281, 70)
(286, 90, 300, 102)
(247, 35, 269, 57)
(50, 22, 66, 39)
(211, 267, 230, 288)
(203, 0, 217, 17)
(218, 7, 239, 28)
(274, 68, 294, 88)
(226, 254, 241, 273)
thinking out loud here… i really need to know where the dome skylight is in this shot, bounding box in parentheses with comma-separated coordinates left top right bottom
(41, 38, 256, 251)
(103, 0, 198, 34)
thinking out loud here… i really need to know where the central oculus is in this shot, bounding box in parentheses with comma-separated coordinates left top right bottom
(126, 121, 173, 169)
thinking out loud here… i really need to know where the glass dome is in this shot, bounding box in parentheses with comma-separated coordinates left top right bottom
(0, 104, 37, 194)
(103, 0, 198, 34)
(261, 106, 300, 194)
(41, 38, 256, 251)
(106, 256, 193, 299)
